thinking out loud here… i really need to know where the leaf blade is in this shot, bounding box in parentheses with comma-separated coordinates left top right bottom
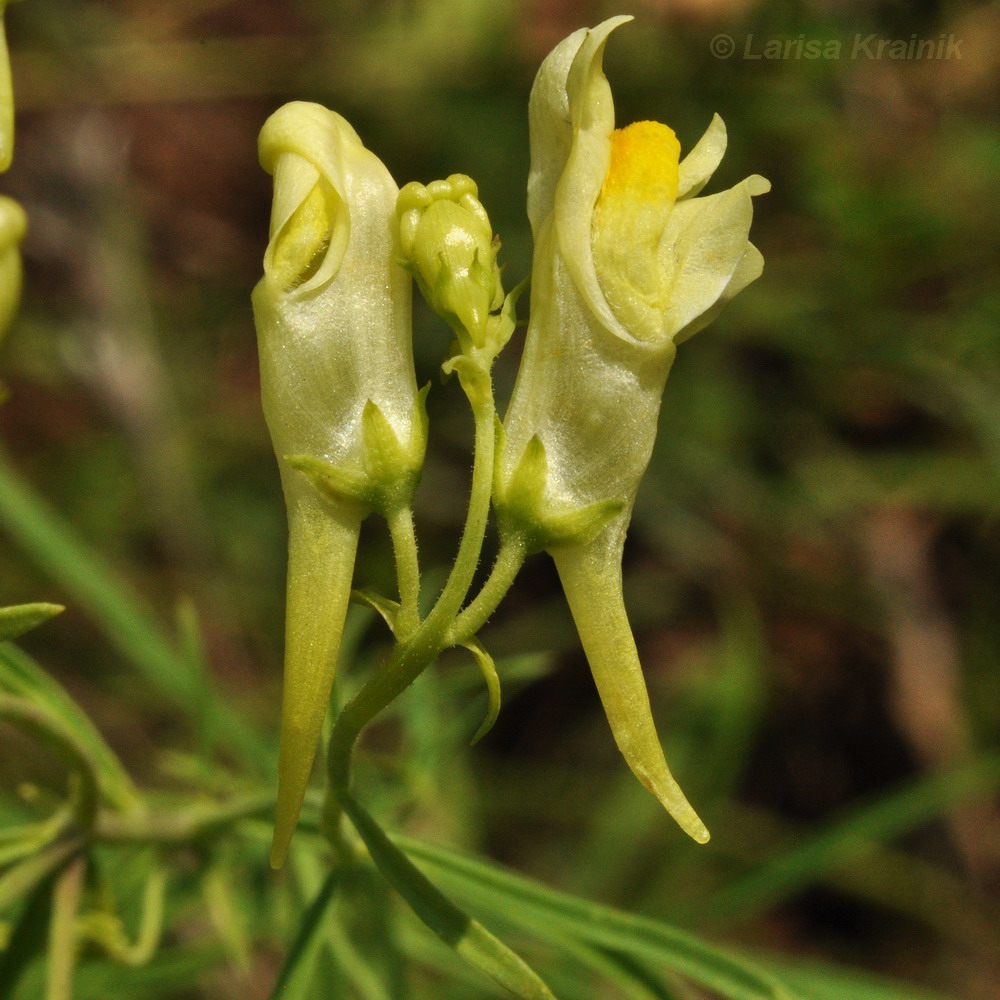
(342, 793, 558, 1000)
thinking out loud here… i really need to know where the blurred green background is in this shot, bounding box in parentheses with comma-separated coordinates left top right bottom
(1, 0, 999, 997)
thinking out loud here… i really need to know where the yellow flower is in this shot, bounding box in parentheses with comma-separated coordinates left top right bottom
(253, 102, 421, 868)
(496, 17, 770, 843)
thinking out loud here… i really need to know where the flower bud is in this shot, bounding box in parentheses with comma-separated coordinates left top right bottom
(397, 174, 503, 352)
(252, 101, 419, 867)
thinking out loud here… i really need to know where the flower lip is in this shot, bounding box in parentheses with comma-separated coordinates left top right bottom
(676, 113, 727, 199)
(258, 102, 367, 296)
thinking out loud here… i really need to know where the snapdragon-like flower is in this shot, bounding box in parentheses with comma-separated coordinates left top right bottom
(253, 102, 422, 868)
(496, 16, 769, 843)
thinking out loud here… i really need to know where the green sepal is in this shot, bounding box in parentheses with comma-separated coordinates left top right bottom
(483, 275, 528, 360)
(287, 391, 427, 520)
(539, 498, 625, 550)
(284, 454, 374, 513)
(0, 603, 64, 643)
(362, 400, 410, 485)
(495, 434, 625, 553)
(361, 389, 428, 511)
(351, 589, 400, 637)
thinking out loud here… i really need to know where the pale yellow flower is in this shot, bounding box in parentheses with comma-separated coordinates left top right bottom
(497, 16, 769, 843)
(253, 102, 421, 867)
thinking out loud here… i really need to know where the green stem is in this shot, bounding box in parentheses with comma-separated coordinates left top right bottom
(424, 372, 497, 631)
(324, 369, 497, 829)
(94, 791, 274, 845)
(0, 696, 100, 831)
(45, 855, 86, 1000)
(386, 504, 421, 638)
(0, 839, 83, 912)
(446, 537, 527, 646)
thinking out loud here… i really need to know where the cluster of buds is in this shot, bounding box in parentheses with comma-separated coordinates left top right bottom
(396, 172, 522, 406)
(256, 16, 768, 861)
(397, 174, 502, 353)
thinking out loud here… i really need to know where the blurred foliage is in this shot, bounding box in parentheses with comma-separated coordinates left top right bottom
(1, 0, 999, 997)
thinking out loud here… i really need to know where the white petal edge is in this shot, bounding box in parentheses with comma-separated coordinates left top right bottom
(660, 174, 770, 337)
(554, 16, 648, 349)
(672, 241, 764, 345)
(526, 26, 589, 235)
(677, 113, 727, 200)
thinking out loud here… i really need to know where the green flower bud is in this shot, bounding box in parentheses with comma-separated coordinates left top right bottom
(497, 17, 769, 844)
(397, 174, 503, 351)
(252, 101, 419, 868)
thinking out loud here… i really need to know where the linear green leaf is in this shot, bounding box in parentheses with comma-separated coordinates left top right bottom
(0, 643, 140, 812)
(396, 833, 797, 1000)
(0, 603, 64, 642)
(341, 793, 558, 1000)
(268, 867, 341, 1000)
(753, 957, 958, 1000)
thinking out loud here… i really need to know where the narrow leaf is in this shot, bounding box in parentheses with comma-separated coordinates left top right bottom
(0, 450, 269, 770)
(341, 794, 558, 1000)
(0, 603, 63, 642)
(269, 867, 341, 1000)
(755, 957, 958, 1000)
(0, 644, 139, 812)
(703, 754, 1000, 925)
(396, 833, 797, 1000)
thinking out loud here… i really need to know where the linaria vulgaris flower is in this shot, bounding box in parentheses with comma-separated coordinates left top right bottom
(496, 16, 769, 843)
(253, 102, 423, 867)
